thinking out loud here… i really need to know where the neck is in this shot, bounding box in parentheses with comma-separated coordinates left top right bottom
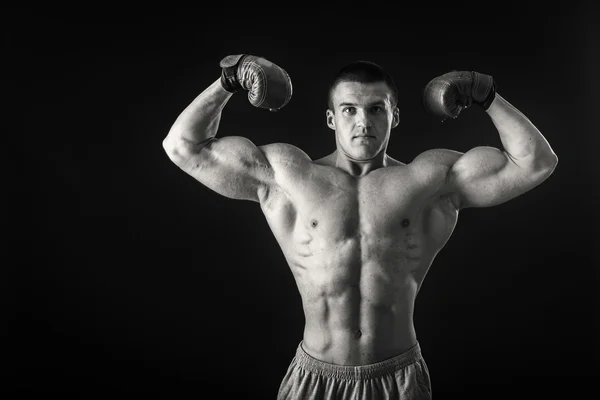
(335, 147, 388, 177)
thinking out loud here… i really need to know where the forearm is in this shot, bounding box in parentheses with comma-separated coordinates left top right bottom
(486, 94, 558, 170)
(163, 79, 232, 152)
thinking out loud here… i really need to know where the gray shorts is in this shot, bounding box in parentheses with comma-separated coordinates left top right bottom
(277, 341, 432, 400)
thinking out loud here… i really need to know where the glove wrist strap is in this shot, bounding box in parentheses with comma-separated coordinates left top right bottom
(472, 72, 496, 110)
(219, 54, 248, 93)
(220, 67, 242, 93)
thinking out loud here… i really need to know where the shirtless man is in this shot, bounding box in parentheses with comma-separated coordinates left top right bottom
(162, 55, 558, 400)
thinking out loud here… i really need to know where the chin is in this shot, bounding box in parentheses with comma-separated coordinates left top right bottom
(351, 149, 380, 161)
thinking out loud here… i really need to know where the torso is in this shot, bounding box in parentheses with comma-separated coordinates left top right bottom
(259, 145, 460, 365)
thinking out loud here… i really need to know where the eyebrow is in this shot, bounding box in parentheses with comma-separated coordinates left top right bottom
(338, 101, 386, 108)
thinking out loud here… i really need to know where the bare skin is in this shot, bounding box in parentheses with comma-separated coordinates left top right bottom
(163, 77, 558, 366)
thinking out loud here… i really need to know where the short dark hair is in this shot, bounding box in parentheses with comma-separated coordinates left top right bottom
(327, 61, 398, 110)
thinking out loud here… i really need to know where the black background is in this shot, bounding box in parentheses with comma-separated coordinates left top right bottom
(7, 5, 599, 399)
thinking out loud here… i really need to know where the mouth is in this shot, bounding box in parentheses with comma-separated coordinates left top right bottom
(353, 135, 375, 139)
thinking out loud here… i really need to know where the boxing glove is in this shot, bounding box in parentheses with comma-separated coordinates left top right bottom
(422, 71, 496, 120)
(220, 54, 293, 111)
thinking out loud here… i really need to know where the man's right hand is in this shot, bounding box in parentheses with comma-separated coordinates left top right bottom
(219, 54, 293, 112)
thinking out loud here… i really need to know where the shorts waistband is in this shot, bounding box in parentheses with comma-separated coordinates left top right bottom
(294, 341, 423, 380)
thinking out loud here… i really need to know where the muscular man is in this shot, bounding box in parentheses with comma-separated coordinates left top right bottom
(162, 55, 558, 399)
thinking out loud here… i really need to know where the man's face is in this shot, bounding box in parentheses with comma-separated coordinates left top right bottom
(327, 81, 399, 161)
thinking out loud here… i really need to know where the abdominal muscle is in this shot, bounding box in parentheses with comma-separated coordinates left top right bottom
(287, 234, 427, 366)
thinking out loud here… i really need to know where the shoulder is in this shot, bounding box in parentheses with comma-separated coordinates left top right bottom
(406, 149, 465, 203)
(258, 142, 313, 168)
(408, 148, 463, 178)
(411, 148, 464, 167)
(257, 143, 317, 189)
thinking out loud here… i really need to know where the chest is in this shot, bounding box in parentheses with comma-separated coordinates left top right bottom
(260, 165, 449, 242)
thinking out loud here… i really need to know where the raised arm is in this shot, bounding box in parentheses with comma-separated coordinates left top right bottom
(450, 94, 558, 208)
(422, 71, 558, 209)
(162, 55, 293, 202)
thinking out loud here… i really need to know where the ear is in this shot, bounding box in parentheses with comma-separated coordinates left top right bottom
(391, 107, 400, 128)
(326, 109, 336, 130)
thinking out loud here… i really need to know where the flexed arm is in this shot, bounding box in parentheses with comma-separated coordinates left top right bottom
(423, 71, 558, 209)
(163, 78, 232, 157)
(162, 55, 293, 202)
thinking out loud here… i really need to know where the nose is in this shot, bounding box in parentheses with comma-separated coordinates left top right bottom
(355, 110, 372, 129)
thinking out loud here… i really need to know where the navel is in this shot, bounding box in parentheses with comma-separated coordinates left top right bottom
(310, 219, 318, 228)
(355, 329, 362, 339)
(401, 218, 410, 228)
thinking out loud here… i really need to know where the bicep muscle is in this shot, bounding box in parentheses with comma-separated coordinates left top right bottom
(450, 146, 536, 209)
(179, 136, 274, 202)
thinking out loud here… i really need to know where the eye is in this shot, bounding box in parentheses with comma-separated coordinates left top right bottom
(342, 107, 356, 115)
(371, 106, 383, 113)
